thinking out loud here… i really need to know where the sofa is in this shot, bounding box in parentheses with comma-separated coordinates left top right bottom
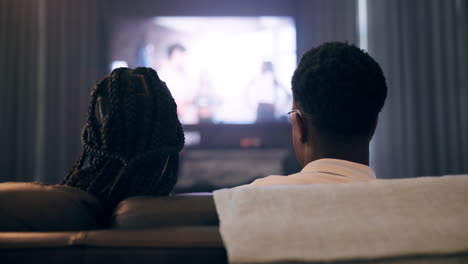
(1, 176, 468, 264)
(0, 183, 226, 263)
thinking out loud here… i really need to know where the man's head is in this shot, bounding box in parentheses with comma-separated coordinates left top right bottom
(167, 43, 186, 65)
(290, 42, 387, 166)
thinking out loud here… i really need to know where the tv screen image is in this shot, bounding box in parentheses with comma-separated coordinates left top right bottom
(110, 16, 297, 125)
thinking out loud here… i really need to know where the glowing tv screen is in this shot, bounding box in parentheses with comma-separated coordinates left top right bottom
(111, 16, 297, 124)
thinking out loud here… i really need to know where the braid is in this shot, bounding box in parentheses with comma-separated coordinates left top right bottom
(62, 67, 185, 208)
(125, 68, 183, 196)
(62, 79, 106, 184)
(136, 86, 154, 153)
(124, 90, 137, 155)
(102, 68, 125, 152)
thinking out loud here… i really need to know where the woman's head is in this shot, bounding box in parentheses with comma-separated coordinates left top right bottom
(62, 67, 184, 206)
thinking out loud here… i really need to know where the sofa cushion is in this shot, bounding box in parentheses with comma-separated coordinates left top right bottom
(111, 193, 219, 229)
(0, 182, 103, 231)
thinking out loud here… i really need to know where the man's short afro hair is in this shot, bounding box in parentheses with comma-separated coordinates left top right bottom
(292, 42, 387, 137)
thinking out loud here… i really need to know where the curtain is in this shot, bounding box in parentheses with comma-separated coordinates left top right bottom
(368, 0, 468, 178)
(0, 0, 108, 183)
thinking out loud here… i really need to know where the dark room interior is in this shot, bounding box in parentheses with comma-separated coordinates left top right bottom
(0, 0, 467, 263)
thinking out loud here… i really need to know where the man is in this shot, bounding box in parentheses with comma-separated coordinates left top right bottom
(250, 42, 387, 186)
(158, 43, 198, 124)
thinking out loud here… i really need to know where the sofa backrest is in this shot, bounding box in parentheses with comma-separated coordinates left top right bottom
(0, 182, 103, 231)
(0, 182, 218, 231)
(111, 193, 219, 229)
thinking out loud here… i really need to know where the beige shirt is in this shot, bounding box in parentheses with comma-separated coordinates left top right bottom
(249, 158, 376, 186)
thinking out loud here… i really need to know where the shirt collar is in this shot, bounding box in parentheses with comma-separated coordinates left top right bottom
(301, 158, 376, 180)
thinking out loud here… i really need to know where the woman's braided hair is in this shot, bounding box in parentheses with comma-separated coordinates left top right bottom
(62, 67, 185, 207)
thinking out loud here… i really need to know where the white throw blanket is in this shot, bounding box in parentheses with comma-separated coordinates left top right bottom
(213, 175, 468, 263)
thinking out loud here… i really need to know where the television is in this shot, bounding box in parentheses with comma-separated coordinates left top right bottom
(110, 16, 296, 125)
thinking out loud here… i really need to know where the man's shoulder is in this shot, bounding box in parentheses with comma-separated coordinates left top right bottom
(250, 175, 283, 185)
(250, 172, 304, 186)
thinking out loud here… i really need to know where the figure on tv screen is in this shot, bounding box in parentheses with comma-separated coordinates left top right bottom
(247, 61, 289, 123)
(158, 43, 198, 124)
(136, 35, 154, 67)
(194, 71, 220, 124)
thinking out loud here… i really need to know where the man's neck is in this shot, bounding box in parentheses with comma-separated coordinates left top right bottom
(304, 145, 370, 167)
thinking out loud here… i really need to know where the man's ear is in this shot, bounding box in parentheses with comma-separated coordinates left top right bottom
(292, 112, 307, 144)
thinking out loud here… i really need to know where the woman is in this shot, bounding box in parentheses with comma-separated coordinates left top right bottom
(62, 67, 184, 209)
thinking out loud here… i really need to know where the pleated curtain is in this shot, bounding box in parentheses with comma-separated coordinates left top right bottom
(368, 0, 468, 178)
(0, 0, 108, 183)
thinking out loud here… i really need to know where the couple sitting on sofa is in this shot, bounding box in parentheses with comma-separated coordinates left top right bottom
(62, 42, 387, 213)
